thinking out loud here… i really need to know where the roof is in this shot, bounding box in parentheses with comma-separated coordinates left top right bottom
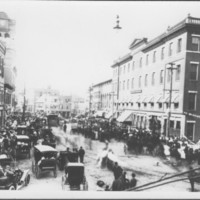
(111, 53, 132, 68)
(92, 79, 112, 88)
(34, 145, 57, 153)
(142, 15, 200, 52)
(66, 162, 84, 167)
(117, 110, 133, 122)
(16, 135, 29, 140)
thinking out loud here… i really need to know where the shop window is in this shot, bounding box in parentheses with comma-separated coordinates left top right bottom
(144, 103, 147, 108)
(176, 121, 181, 130)
(138, 103, 141, 108)
(186, 122, 195, 141)
(158, 103, 162, 109)
(170, 120, 174, 128)
(150, 103, 154, 108)
(131, 103, 133, 106)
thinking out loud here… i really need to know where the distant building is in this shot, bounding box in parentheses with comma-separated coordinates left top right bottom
(111, 15, 200, 142)
(90, 79, 112, 113)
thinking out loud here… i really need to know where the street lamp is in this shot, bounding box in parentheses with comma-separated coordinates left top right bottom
(166, 62, 177, 137)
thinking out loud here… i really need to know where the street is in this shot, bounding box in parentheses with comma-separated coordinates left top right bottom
(13, 124, 195, 192)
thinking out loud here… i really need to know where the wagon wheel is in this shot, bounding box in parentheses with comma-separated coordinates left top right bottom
(35, 166, 40, 179)
(8, 185, 16, 190)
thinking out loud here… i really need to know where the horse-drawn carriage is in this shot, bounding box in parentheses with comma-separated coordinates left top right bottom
(40, 128, 56, 148)
(12, 135, 31, 159)
(32, 145, 58, 179)
(61, 162, 88, 190)
(58, 149, 79, 170)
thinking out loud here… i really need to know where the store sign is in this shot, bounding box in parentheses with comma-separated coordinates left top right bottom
(131, 90, 142, 94)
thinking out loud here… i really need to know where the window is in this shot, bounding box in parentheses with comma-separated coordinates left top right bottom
(158, 103, 162, 109)
(145, 74, 148, 86)
(127, 79, 129, 90)
(123, 81, 125, 90)
(192, 37, 200, 51)
(139, 76, 142, 88)
(170, 120, 174, 128)
(153, 51, 156, 63)
(160, 70, 164, 84)
(128, 63, 130, 72)
(144, 103, 147, 108)
(140, 57, 143, 67)
(174, 103, 179, 109)
(132, 61, 135, 71)
(177, 38, 182, 53)
(146, 54, 149, 65)
(151, 103, 154, 108)
(176, 121, 181, 130)
(124, 65, 126, 74)
(131, 78, 134, 89)
(190, 63, 198, 80)
(161, 47, 165, 60)
(152, 72, 155, 86)
(119, 81, 121, 91)
(186, 122, 195, 141)
(167, 69, 171, 82)
(169, 42, 173, 56)
(188, 92, 197, 110)
(175, 65, 181, 81)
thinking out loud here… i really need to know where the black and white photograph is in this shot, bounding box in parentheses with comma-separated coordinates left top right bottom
(0, 0, 200, 198)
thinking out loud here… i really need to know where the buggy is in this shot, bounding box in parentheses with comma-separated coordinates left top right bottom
(32, 145, 58, 179)
(61, 162, 88, 190)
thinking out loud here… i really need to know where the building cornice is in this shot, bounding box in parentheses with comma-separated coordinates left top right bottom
(111, 53, 133, 68)
(93, 79, 112, 88)
(142, 16, 200, 53)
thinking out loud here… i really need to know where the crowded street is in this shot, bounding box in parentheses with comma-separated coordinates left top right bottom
(7, 121, 196, 192)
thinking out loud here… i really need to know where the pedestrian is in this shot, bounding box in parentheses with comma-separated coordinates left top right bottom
(113, 162, 123, 180)
(129, 173, 137, 188)
(78, 146, 85, 163)
(63, 122, 67, 133)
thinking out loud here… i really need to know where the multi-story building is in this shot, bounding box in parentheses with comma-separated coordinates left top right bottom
(111, 15, 200, 142)
(90, 79, 112, 113)
(0, 12, 16, 117)
(59, 96, 71, 118)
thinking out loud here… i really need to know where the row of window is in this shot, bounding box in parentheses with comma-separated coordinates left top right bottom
(115, 63, 198, 91)
(113, 36, 200, 77)
(115, 102, 179, 110)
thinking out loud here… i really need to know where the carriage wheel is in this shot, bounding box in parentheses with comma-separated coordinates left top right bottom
(8, 185, 16, 190)
(32, 162, 35, 173)
(36, 166, 40, 179)
(25, 174, 30, 186)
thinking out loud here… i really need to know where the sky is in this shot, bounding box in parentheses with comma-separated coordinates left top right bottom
(0, 1, 200, 97)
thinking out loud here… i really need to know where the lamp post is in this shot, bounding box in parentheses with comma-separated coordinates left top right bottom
(166, 62, 177, 137)
(113, 15, 122, 118)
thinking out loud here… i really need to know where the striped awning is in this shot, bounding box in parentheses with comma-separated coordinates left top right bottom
(162, 95, 179, 103)
(136, 96, 141, 103)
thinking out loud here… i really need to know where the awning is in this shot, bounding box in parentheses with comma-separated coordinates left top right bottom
(162, 95, 179, 103)
(156, 95, 163, 103)
(141, 96, 147, 103)
(94, 111, 105, 117)
(148, 96, 154, 103)
(105, 111, 113, 119)
(136, 96, 141, 103)
(117, 110, 133, 122)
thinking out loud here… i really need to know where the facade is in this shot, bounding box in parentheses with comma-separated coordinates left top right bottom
(111, 15, 200, 142)
(0, 12, 16, 117)
(90, 79, 112, 113)
(59, 96, 71, 118)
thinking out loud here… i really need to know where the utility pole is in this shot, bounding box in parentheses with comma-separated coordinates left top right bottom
(22, 85, 26, 122)
(166, 62, 177, 137)
(113, 15, 122, 117)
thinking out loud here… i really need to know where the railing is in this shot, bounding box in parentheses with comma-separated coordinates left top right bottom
(187, 17, 200, 25)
